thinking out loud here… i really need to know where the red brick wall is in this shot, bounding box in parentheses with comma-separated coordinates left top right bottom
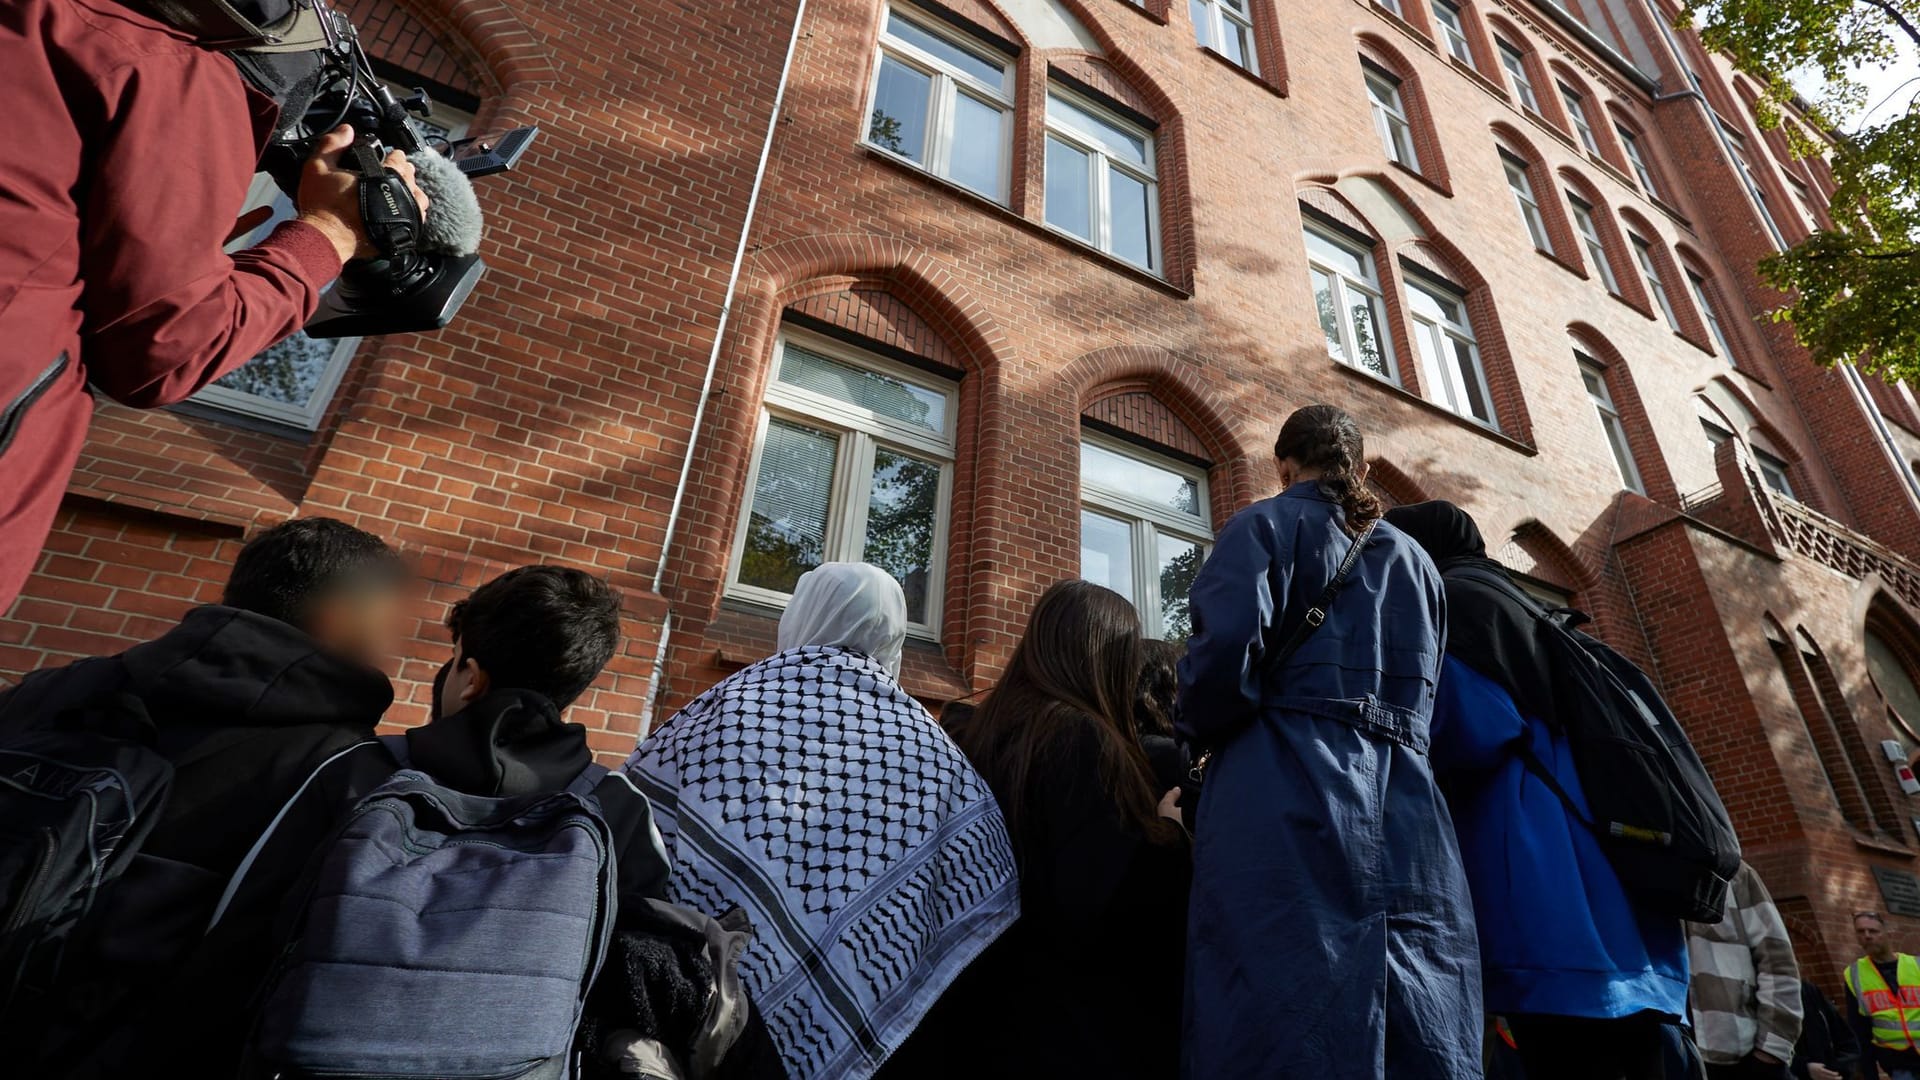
(7, 0, 1920, 977)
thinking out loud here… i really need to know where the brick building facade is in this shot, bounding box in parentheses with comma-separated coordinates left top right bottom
(9, 0, 1920, 995)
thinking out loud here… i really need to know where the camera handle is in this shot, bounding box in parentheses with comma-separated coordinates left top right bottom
(345, 138, 424, 261)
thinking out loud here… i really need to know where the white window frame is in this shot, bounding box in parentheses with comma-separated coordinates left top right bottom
(1406, 273, 1497, 428)
(1498, 40, 1539, 113)
(1304, 220, 1399, 383)
(1686, 270, 1736, 362)
(1079, 431, 1213, 640)
(1376, 0, 1404, 16)
(1191, 0, 1259, 73)
(1559, 82, 1599, 155)
(1043, 87, 1161, 273)
(1579, 356, 1644, 493)
(1432, 0, 1473, 63)
(1617, 123, 1658, 194)
(1567, 194, 1618, 293)
(1629, 234, 1679, 328)
(193, 86, 472, 429)
(1720, 120, 1788, 250)
(1366, 66, 1420, 171)
(1502, 151, 1552, 252)
(865, 5, 1014, 203)
(1754, 446, 1798, 501)
(726, 329, 957, 638)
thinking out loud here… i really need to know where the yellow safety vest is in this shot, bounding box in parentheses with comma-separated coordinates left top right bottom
(1846, 953, 1920, 1051)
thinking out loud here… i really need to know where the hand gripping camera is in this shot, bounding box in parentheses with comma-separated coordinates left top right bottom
(145, 0, 536, 337)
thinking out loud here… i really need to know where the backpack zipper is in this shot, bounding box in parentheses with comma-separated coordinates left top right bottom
(2, 829, 59, 934)
(0, 354, 68, 459)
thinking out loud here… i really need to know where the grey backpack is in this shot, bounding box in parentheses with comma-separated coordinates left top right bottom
(245, 747, 617, 1080)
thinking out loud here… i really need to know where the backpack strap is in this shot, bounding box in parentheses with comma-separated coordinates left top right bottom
(207, 739, 384, 931)
(566, 763, 610, 799)
(1268, 520, 1378, 672)
(379, 732, 409, 768)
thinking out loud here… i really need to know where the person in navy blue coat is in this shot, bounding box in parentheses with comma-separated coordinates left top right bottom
(1178, 405, 1482, 1080)
(1386, 500, 1693, 1080)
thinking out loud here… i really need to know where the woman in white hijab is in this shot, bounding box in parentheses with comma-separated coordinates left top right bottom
(623, 563, 1018, 1080)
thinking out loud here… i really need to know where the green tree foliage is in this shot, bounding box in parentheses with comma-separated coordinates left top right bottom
(1679, 0, 1920, 382)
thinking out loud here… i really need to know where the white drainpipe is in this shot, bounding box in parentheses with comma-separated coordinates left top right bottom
(636, 0, 810, 736)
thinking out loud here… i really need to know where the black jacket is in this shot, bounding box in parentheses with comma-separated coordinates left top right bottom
(882, 712, 1192, 1080)
(1794, 978, 1861, 1079)
(0, 605, 396, 1075)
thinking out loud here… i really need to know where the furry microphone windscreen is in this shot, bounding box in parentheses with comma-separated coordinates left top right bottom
(409, 149, 484, 256)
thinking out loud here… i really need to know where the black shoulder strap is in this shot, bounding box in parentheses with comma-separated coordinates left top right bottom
(1268, 520, 1378, 672)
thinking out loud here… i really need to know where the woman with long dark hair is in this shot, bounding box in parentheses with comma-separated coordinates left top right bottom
(888, 579, 1190, 1079)
(1179, 404, 1480, 1079)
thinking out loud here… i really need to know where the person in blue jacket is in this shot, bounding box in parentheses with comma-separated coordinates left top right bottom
(1178, 405, 1482, 1080)
(1385, 499, 1693, 1080)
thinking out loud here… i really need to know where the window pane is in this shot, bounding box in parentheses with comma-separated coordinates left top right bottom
(1109, 170, 1153, 268)
(885, 11, 1004, 87)
(1350, 291, 1389, 379)
(864, 448, 941, 625)
(1048, 94, 1148, 166)
(1219, 18, 1251, 67)
(870, 56, 932, 162)
(948, 91, 1006, 198)
(740, 418, 838, 595)
(1311, 267, 1347, 360)
(1189, 0, 1212, 48)
(215, 333, 340, 408)
(1451, 339, 1492, 422)
(1602, 413, 1641, 492)
(1081, 510, 1136, 603)
(778, 343, 947, 434)
(1158, 534, 1204, 642)
(1304, 227, 1370, 279)
(1083, 440, 1202, 517)
(1045, 136, 1094, 240)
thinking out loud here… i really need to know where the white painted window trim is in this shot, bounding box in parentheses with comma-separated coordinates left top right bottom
(1191, 0, 1260, 74)
(1432, 0, 1473, 63)
(1618, 124, 1658, 194)
(1579, 355, 1644, 494)
(725, 328, 957, 638)
(1406, 273, 1497, 428)
(1686, 270, 1736, 364)
(1043, 86, 1162, 273)
(1502, 151, 1551, 252)
(1079, 430, 1213, 640)
(1629, 234, 1679, 329)
(1559, 82, 1599, 155)
(1366, 66, 1420, 172)
(1567, 194, 1618, 293)
(1304, 221, 1399, 384)
(865, 4, 1014, 203)
(1498, 40, 1538, 113)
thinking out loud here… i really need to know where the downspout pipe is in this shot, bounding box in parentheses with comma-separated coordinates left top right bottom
(637, 0, 810, 736)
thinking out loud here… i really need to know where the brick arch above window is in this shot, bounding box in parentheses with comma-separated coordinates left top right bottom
(1391, 225, 1534, 442)
(786, 284, 966, 372)
(1082, 388, 1209, 463)
(1060, 345, 1259, 508)
(1542, 61, 1624, 168)
(1558, 168, 1642, 302)
(1491, 123, 1581, 272)
(1568, 323, 1680, 503)
(1366, 457, 1432, 508)
(1357, 34, 1451, 191)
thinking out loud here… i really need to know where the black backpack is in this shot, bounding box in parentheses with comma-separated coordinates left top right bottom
(0, 693, 174, 1016)
(1449, 565, 1741, 923)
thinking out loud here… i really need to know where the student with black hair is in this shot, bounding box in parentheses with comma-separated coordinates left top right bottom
(0, 516, 410, 1071)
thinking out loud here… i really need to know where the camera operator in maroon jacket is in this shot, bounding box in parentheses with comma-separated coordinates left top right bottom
(0, 0, 427, 609)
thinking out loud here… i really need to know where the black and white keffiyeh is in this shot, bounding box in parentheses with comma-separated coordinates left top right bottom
(623, 646, 1018, 1080)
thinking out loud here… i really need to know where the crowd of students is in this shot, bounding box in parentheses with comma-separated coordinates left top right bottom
(0, 402, 1908, 1079)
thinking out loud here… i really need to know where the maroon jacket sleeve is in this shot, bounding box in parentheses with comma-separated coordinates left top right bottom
(77, 47, 342, 408)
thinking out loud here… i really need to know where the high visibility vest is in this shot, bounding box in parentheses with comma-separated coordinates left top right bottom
(1846, 953, 1920, 1051)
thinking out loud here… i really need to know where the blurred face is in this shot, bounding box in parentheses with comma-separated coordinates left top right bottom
(305, 585, 407, 669)
(1858, 914, 1891, 957)
(438, 639, 490, 719)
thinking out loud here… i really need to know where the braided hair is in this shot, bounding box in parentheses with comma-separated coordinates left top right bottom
(1273, 404, 1383, 537)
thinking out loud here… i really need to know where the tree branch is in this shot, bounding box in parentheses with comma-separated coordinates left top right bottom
(1859, 0, 1920, 53)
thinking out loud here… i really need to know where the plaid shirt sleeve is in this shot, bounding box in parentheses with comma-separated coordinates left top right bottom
(1737, 868, 1805, 1061)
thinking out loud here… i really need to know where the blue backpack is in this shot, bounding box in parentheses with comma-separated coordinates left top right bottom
(244, 742, 617, 1080)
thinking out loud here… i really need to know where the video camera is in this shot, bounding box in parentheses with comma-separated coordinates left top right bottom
(146, 0, 536, 338)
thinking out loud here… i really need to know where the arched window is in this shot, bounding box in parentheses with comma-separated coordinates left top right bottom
(1571, 328, 1672, 501)
(1765, 617, 1876, 830)
(1489, 23, 1544, 116)
(1609, 109, 1663, 198)
(1493, 127, 1573, 264)
(1191, 0, 1259, 72)
(728, 324, 958, 637)
(1867, 597, 1920, 758)
(1302, 209, 1397, 383)
(1404, 264, 1496, 427)
(1547, 64, 1606, 159)
(1577, 354, 1642, 493)
(1078, 430, 1212, 641)
(1677, 249, 1741, 365)
(1798, 628, 1906, 834)
(1358, 38, 1448, 187)
(1618, 212, 1698, 337)
(1560, 171, 1632, 298)
(1044, 85, 1161, 271)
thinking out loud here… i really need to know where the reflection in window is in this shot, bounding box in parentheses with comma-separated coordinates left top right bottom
(1502, 151, 1551, 252)
(1366, 66, 1419, 171)
(1579, 356, 1643, 493)
(866, 7, 1012, 202)
(1498, 40, 1538, 113)
(730, 332, 956, 631)
(1432, 0, 1473, 63)
(1629, 234, 1679, 329)
(1686, 270, 1736, 363)
(1303, 221, 1395, 382)
(1044, 90, 1159, 271)
(1568, 195, 1618, 293)
(1559, 83, 1599, 155)
(1407, 274, 1496, 427)
(1191, 0, 1258, 71)
(1618, 124, 1658, 194)
(1080, 435, 1212, 640)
